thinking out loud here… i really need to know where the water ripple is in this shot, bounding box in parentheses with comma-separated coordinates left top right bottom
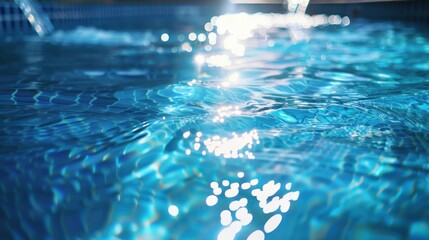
(0, 17, 429, 240)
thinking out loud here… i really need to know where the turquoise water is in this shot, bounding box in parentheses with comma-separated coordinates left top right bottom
(1, 15, 429, 240)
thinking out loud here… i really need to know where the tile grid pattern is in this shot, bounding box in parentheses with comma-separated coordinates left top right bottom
(0, 2, 205, 34)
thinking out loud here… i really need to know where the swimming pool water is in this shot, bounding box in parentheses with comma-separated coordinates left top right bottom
(0, 13, 429, 240)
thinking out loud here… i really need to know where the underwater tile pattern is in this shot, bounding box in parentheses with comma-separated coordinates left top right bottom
(0, 14, 429, 240)
(0, 2, 207, 35)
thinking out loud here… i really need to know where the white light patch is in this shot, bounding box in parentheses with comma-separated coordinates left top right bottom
(251, 189, 261, 197)
(198, 33, 207, 42)
(183, 131, 191, 139)
(205, 22, 214, 31)
(263, 196, 280, 214)
(241, 213, 253, 226)
(217, 221, 242, 240)
(181, 42, 192, 52)
(194, 143, 201, 151)
(206, 195, 218, 206)
(206, 176, 300, 239)
(235, 207, 248, 220)
(284, 191, 300, 201)
(262, 181, 281, 198)
(250, 179, 259, 186)
(34, 25, 42, 35)
(241, 182, 251, 190)
(212, 105, 241, 123)
(279, 198, 290, 213)
(195, 54, 205, 65)
(213, 187, 222, 195)
(220, 210, 232, 226)
(264, 214, 282, 233)
(235, 206, 253, 226)
(202, 130, 259, 159)
(247, 230, 265, 240)
(168, 205, 179, 217)
(222, 73, 241, 88)
(161, 33, 169, 42)
(187, 79, 198, 86)
(229, 200, 241, 211)
(208, 32, 217, 45)
(28, 14, 35, 24)
(342, 16, 350, 26)
(206, 54, 230, 68)
(239, 198, 248, 207)
(189, 32, 197, 41)
(225, 187, 239, 198)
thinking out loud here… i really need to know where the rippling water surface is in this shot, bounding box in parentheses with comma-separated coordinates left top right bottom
(1, 14, 429, 240)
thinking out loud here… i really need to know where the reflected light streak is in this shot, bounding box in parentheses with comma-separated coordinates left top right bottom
(221, 73, 240, 88)
(208, 32, 217, 45)
(206, 54, 230, 68)
(212, 12, 347, 39)
(187, 79, 201, 86)
(213, 105, 241, 123)
(28, 14, 35, 24)
(182, 130, 259, 159)
(223, 36, 246, 56)
(195, 54, 205, 65)
(203, 130, 259, 159)
(206, 175, 300, 240)
(201, 12, 349, 56)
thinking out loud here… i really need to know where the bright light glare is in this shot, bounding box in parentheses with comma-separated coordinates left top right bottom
(181, 42, 192, 52)
(161, 33, 169, 42)
(213, 105, 241, 123)
(206, 54, 230, 68)
(198, 33, 207, 42)
(195, 54, 205, 65)
(342, 16, 350, 26)
(208, 32, 217, 45)
(211, 12, 348, 40)
(189, 32, 197, 41)
(203, 130, 259, 159)
(168, 205, 179, 216)
(223, 36, 245, 56)
(205, 22, 214, 32)
(222, 73, 240, 87)
(207, 177, 300, 240)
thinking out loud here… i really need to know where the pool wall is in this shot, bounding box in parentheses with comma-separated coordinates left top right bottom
(0, 0, 428, 35)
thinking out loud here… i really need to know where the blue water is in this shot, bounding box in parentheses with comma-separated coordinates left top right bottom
(1, 14, 429, 240)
